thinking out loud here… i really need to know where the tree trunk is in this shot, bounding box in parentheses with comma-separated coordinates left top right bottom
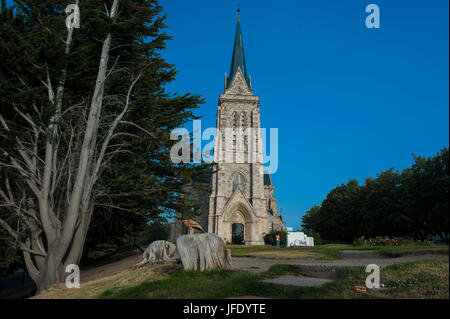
(176, 233, 232, 271)
(131, 240, 179, 270)
(24, 0, 120, 293)
(0, 0, 155, 294)
(35, 247, 63, 293)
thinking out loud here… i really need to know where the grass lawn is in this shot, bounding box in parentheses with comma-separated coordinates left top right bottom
(227, 244, 449, 260)
(98, 259, 449, 299)
(34, 244, 448, 299)
(227, 245, 336, 260)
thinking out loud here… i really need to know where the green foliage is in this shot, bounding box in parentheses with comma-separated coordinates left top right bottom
(301, 205, 319, 233)
(263, 230, 287, 247)
(400, 148, 449, 241)
(0, 227, 21, 273)
(1, 0, 211, 270)
(313, 179, 366, 243)
(135, 221, 171, 247)
(354, 236, 411, 246)
(360, 168, 406, 237)
(82, 210, 148, 262)
(303, 148, 449, 244)
(301, 229, 324, 245)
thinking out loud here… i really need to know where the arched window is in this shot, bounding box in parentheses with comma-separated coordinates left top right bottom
(240, 112, 246, 129)
(232, 112, 237, 149)
(232, 174, 244, 192)
(232, 112, 237, 128)
(240, 112, 247, 152)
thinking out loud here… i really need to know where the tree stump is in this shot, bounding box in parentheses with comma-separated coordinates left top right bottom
(130, 240, 179, 270)
(176, 233, 232, 271)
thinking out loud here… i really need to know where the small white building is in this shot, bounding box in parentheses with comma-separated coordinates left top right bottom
(306, 236, 314, 247)
(287, 231, 314, 247)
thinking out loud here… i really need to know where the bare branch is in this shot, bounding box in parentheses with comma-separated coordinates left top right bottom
(119, 120, 158, 139)
(40, 66, 55, 104)
(21, 245, 47, 257)
(0, 114, 9, 130)
(92, 72, 142, 183)
(0, 216, 19, 241)
(13, 106, 46, 135)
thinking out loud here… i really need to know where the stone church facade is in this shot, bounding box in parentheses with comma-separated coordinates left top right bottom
(170, 16, 285, 245)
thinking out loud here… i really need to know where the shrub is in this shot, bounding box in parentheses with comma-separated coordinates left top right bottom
(353, 236, 428, 246)
(263, 231, 287, 247)
(302, 230, 324, 245)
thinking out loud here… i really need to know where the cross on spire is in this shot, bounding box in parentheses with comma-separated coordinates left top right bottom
(228, 10, 250, 88)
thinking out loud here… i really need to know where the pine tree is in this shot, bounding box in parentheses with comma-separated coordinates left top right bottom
(0, 0, 209, 292)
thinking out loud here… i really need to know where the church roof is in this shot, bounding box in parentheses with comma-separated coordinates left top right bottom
(228, 19, 250, 88)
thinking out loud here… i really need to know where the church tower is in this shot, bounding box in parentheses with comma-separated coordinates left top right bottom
(207, 13, 285, 245)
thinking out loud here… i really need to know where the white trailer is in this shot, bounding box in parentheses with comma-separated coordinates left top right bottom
(287, 232, 314, 247)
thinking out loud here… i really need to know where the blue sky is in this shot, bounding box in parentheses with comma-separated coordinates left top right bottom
(159, 0, 449, 229)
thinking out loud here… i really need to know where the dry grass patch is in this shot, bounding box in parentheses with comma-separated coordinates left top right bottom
(248, 250, 318, 259)
(228, 245, 333, 259)
(33, 261, 179, 299)
(309, 259, 450, 299)
(372, 260, 449, 299)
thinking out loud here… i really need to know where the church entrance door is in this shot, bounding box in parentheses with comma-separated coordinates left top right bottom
(232, 223, 244, 244)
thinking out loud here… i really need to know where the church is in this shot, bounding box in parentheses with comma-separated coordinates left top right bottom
(170, 14, 286, 245)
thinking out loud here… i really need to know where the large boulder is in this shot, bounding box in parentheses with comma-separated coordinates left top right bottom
(176, 233, 232, 271)
(131, 240, 179, 270)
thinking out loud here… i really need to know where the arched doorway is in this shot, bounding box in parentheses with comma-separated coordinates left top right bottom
(222, 204, 256, 245)
(232, 223, 244, 244)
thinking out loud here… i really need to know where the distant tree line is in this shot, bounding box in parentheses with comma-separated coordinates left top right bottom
(302, 148, 449, 244)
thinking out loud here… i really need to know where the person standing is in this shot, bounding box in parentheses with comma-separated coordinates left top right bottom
(275, 234, 280, 248)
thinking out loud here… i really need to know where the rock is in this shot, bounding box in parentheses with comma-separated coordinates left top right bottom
(176, 233, 232, 271)
(130, 240, 179, 270)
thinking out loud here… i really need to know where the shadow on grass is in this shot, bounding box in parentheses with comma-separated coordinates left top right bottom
(100, 269, 284, 299)
(99, 263, 362, 299)
(99, 260, 449, 299)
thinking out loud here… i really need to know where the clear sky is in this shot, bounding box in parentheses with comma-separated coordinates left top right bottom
(5, 0, 448, 229)
(159, 0, 449, 229)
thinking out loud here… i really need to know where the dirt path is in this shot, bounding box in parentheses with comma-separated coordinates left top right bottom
(232, 250, 449, 274)
(77, 249, 448, 284)
(80, 249, 142, 283)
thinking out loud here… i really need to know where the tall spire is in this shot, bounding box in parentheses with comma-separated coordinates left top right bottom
(228, 11, 250, 88)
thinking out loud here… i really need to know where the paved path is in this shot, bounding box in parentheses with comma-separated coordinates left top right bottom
(231, 251, 448, 290)
(232, 250, 449, 274)
(262, 275, 334, 287)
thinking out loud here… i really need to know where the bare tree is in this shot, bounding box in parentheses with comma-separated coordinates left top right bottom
(0, 0, 147, 293)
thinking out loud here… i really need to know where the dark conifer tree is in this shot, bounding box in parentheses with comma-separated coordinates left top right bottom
(0, 0, 209, 292)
